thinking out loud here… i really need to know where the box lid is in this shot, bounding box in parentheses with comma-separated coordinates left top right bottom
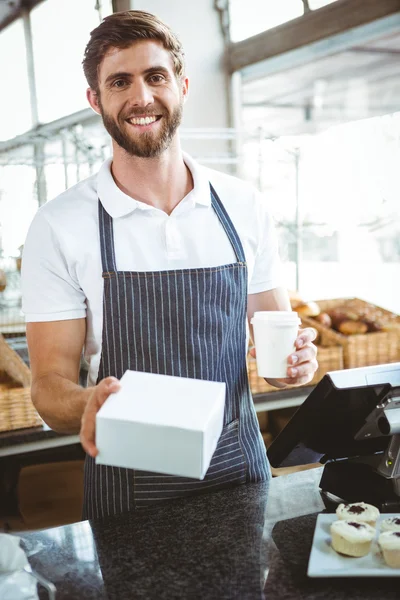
(97, 370, 226, 431)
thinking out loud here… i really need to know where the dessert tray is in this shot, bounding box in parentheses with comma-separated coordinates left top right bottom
(308, 513, 400, 577)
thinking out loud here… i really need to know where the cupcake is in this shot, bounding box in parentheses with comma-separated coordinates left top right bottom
(381, 517, 400, 533)
(336, 502, 380, 527)
(379, 531, 400, 568)
(331, 520, 376, 557)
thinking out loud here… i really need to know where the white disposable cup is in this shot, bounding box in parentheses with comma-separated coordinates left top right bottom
(250, 311, 301, 379)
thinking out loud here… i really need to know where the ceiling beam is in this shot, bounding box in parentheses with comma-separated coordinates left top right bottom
(228, 0, 400, 74)
(0, 0, 44, 33)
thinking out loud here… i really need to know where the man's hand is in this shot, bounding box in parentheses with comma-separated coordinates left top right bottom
(249, 327, 318, 387)
(80, 376, 121, 458)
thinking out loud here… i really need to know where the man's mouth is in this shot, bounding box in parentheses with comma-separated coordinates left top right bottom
(125, 115, 162, 126)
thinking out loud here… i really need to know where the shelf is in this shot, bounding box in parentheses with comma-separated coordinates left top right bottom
(253, 385, 314, 413)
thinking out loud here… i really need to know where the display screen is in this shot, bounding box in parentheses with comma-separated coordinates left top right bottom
(267, 375, 394, 468)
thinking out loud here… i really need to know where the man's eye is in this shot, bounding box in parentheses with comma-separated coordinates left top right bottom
(113, 80, 127, 88)
(148, 74, 165, 84)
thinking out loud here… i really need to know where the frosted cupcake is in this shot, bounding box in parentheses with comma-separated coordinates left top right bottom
(379, 531, 400, 568)
(381, 517, 400, 533)
(331, 520, 376, 557)
(336, 502, 380, 527)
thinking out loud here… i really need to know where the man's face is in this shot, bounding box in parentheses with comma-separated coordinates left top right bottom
(89, 40, 188, 158)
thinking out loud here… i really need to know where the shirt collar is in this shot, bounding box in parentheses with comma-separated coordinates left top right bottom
(97, 152, 211, 219)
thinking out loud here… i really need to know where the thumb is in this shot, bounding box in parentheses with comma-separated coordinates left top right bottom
(96, 376, 121, 408)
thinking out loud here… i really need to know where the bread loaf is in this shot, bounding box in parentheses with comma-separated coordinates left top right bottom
(295, 301, 321, 318)
(338, 320, 368, 335)
(314, 312, 332, 328)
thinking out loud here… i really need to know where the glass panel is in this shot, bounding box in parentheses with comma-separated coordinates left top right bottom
(31, 0, 113, 123)
(0, 146, 36, 328)
(241, 112, 400, 314)
(0, 20, 32, 141)
(229, 0, 304, 42)
(297, 114, 400, 313)
(0, 147, 37, 257)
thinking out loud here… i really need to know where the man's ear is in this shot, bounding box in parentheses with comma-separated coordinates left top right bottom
(86, 88, 102, 115)
(181, 76, 189, 103)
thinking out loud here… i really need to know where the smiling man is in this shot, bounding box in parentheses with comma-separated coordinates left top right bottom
(21, 10, 318, 520)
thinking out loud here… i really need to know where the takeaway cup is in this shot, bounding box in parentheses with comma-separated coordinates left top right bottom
(250, 311, 301, 379)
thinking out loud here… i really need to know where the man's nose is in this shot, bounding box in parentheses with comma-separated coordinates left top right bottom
(130, 80, 154, 107)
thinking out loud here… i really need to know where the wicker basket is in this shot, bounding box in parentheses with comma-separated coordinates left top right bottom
(0, 333, 42, 432)
(247, 343, 343, 395)
(0, 382, 43, 433)
(302, 298, 400, 369)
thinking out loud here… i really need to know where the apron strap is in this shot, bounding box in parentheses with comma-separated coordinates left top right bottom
(98, 200, 117, 273)
(209, 183, 246, 264)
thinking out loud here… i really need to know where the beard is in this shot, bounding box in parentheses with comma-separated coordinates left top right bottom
(99, 100, 183, 158)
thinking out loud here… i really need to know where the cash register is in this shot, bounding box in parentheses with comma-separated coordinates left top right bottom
(267, 362, 400, 512)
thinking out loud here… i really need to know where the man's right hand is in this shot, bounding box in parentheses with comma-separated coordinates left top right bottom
(80, 376, 121, 458)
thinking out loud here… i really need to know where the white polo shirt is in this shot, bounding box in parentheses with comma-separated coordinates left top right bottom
(21, 152, 282, 385)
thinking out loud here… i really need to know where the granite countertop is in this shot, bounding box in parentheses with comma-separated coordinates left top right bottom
(12, 466, 399, 600)
(20, 481, 270, 600)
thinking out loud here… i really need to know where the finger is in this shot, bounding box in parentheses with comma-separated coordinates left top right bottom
(287, 359, 319, 379)
(80, 378, 121, 457)
(295, 328, 317, 348)
(96, 377, 121, 407)
(292, 374, 313, 386)
(288, 344, 317, 366)
(80, 404, 98, 458)
(249, 346, 256, 359)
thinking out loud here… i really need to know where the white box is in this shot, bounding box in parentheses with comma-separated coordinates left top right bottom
(96, 370, 226, 479)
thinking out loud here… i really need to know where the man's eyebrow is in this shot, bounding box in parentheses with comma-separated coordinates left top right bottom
(143, 66, 170, 76)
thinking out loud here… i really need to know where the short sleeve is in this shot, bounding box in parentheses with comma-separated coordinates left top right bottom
(21, 209, 87, 322)
(248, 191, 283, 294)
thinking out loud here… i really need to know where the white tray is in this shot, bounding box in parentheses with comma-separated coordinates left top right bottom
(308, 513, 400, 577)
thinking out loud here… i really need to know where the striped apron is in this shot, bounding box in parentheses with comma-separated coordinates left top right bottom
(83, 184, 270, 520)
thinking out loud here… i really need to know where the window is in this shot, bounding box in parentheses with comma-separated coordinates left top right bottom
(229, 0, 304, 42)
(0, 146, 37, 257)
(0, 20, 32, 140)
(242, 113, 400, 313)
(30, 0, 113, 123)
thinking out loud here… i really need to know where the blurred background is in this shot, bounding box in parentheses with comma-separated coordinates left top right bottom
(1, 0, 400, 332)
(1, 0, 400, 530)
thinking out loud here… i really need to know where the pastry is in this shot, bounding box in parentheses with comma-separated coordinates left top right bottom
(288, 290, 304, 309)
(379, 531, 400, 568)
(336, 502, 380, 527)
(314, 312, 332, 328)
(381, 517, 400, 533)
(295, 301, 321, 318)
(338, 320, 368, 335)
(330, 520, 375, 557)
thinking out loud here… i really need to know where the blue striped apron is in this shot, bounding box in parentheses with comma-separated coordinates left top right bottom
(82, 183, 270, 519)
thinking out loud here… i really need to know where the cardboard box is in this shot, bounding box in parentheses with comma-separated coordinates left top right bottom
(96, 370, 226, 479)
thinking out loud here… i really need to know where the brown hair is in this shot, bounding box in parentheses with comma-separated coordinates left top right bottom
(82, 10, 185, 93)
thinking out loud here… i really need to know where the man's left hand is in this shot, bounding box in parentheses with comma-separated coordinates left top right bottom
(280, 327, 319, 386)
(249, 327, 318, 387)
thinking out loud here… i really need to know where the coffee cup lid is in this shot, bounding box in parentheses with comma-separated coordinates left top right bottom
(251, 311, 301, 325)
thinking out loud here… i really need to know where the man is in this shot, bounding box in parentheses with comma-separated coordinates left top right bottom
(22, 10, 318, 519)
